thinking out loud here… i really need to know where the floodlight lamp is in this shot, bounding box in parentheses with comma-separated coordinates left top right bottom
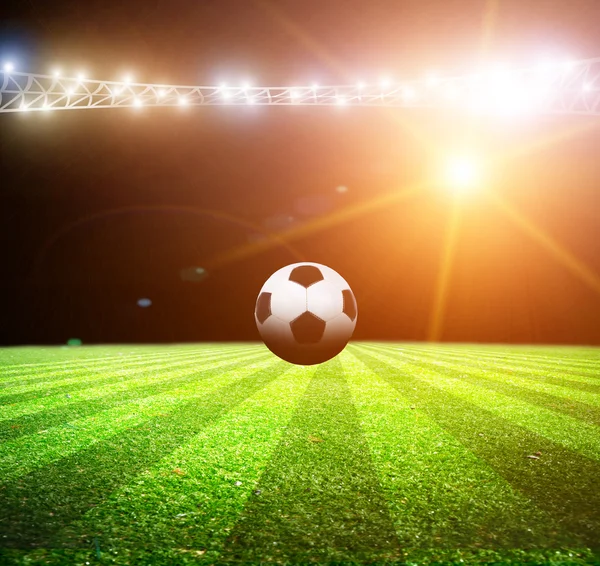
(290, 89, 298, 99)
(52, 68, 61, 77)
(77, 72, 86, 82)
(311, 83, 319, 90)
(3, 62, 14, 73)
(133, 97, 143, 107)
(179, 96, 188, 106)
(336, 95, 346, 105)
(123, 74, 132, 83)
(379, 77, 392, 88)
(157, 88, 166, 97)
(242, 81, 251, 91)
(445, 156, 482, 194)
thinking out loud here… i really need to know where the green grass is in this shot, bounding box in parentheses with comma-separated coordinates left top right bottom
(0, 343, 599, 565)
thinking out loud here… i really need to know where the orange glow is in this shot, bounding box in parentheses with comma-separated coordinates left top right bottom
(428, 201, 462, 341)
(489, 191, 600, 296)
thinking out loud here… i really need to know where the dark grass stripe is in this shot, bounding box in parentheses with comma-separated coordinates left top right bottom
(219, 359, 403, 564)
(0, 347, 211, 376)
(350, 345, 600, 549)
(394, 345, 600, 395)
(399, 345, 600, 380)
(0, 359, 289, 549)
(0, 346, 260, 387)
(408, 345, 600, 371)
(0, 352, 271, 442)
(362, 345, 600, 427)
(0, 348, 265, 408)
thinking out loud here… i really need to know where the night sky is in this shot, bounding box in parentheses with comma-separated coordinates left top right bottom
(1, 0, 600, 345)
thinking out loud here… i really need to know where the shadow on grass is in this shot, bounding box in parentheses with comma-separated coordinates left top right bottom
(353, 346, 600, 550)
(373, 346, 600, 427)
(0, 359, 288, 549)
(219, 359, 403, 564)
(0, 352, 269, 442)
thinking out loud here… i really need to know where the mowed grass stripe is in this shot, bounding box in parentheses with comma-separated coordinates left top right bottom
(340, 350, 583, 562)
(0, 356, 278, 484)
(55, 364, 316, 562)
(399, 344, 600, 380)
(0, 345, 218, 376)
(0, 350, 271, 441)
(220, 359, 403, 564)
(0, 344, 256, 374)
(0, 347, 264, 407)
(358, 344, 600, 461)
(369, 346, 600, 426)
(0, 356, 289, 549)
(0, 345, 260, 386)
(350, 345, 600, 547)
(433, 344, 600, 366)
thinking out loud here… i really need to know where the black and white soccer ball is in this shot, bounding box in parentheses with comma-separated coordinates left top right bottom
(255, 262, 357, 365)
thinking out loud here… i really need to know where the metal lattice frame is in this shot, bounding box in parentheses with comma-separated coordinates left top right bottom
(1, 57, 600, 115)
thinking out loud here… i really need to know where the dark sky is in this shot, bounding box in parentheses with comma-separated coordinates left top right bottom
(1, 0, 600, 345)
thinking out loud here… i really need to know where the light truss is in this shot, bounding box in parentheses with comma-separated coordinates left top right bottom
(1, 57, 600, 116)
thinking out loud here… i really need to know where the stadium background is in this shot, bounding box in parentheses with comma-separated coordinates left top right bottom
(1, 0, 600, 345)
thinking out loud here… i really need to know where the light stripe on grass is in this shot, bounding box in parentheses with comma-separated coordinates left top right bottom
(351, 345, 600, 548)
(357, 345, 600, 462)
(0, 357, 290, 548)
(0, 351, 271, 441)
(0, 346, 213, 376)
(220, 359, 403, 564)
(386, 346, 600, 408)
(0, 356, 277, 483)
(0, 350, 266, 410)
(0, 345, 259, 386)
(398, 344, 600, 381)
(54, 364, 316, 561)
(339, 350, 585, 561)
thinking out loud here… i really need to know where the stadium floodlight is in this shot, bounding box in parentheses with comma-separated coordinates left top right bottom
(3, 62, 14, 73)
(222, 89, 232, 99)
(336, 95, 346, 105)
(157, 88, 166, 97)
(445, 156, 481, 194)
(290, 89, 299, 99)
(133, 97, 143, 107)
(123, 74, 132, 83)
(311, 83, 319, 91)
(242, 81, 251, 91)
(77, 72, 86, 82)
(52, 68, 61, 77)
(379, 76, 392, 89)
(178, 96, 188, 106)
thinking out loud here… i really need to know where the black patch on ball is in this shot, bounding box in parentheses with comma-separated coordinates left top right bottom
(342, 289, 357, 321)
(290, 311, 326, 344)
(289, 265, 324, 288)
(255, 292, 272, 324)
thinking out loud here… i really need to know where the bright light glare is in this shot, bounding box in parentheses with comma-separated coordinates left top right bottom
(66, 87, 75, 95)
(4, 62, 14, 73)
(311, 83, 319, 90)
(52, 68, 61, 77)
(157, 88, 166, 97)
(290, 89, 299, 99)
(336, 95, 346, 105)
(379, 77, 392, 88)
(133, 97, 143, 107)
(242, 81, 251, 91)
(247, 96, 255, 104)
(356, 81, 365, 89)
(77, 72, 86, 82)
(179, 96, 188, 106)
(445, 156, 482, 194)
(123, 74, 132, 83)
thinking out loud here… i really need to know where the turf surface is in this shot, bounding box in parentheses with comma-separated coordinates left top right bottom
(0, 343, 599, 565)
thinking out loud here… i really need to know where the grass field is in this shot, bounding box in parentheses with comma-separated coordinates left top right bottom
(1, 342, 600, 565)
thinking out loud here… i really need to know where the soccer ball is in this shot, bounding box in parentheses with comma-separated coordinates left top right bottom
(255, 262, 357, 365)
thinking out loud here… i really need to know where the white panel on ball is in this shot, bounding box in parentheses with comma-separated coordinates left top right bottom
(306, 280, 344, 322)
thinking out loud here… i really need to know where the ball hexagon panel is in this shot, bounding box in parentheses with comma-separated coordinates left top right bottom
(306, 279, 344, 322)
(318, 263, 352, 289)
(259, 314, 296, 346)
(321, 312, 356, 347)
(269, 279, 307, 322)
